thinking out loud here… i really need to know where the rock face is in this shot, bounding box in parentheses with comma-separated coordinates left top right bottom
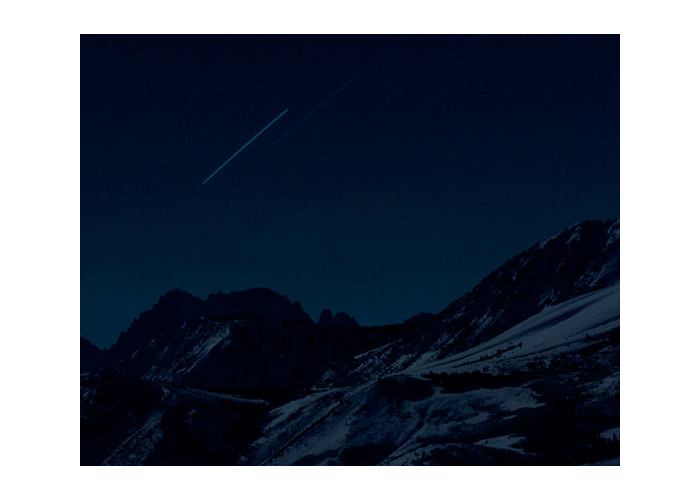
(318, 309, 359, 327)
(90, 289, 396, 404)
(318, 309, 335, 326)
(109, 288, 313, 371)
(81, 219, 620, 465)
(106, 287, 317, 394)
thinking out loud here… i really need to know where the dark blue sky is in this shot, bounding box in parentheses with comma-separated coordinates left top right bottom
(81, 35, 619, 347)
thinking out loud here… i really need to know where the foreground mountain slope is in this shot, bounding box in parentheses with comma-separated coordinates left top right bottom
(250, 284, 619, 465)
(81, 371, 269, 465)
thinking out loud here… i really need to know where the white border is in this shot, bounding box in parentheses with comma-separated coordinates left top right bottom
(1, 1, 699, 499)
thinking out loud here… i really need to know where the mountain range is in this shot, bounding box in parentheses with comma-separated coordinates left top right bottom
(81, 219, 620, 465)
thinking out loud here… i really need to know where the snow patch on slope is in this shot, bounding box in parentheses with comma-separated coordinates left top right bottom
(409, 284, 619, 375)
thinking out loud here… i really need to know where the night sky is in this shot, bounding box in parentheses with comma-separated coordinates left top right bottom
(81, 35, 619, 347)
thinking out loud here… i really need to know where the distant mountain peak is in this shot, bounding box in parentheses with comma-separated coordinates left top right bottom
(159, 288, 197, 300)
(538, 218, 618, 250)
(318, 309, 359, 327)
(155, 288, 203, 308)
(108, 287, 313, 365)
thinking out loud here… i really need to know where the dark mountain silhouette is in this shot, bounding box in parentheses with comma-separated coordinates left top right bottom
(318, 309, 359, 327)
(81, 219, 619, 465)
(90, 288, 400, 402)
(109, 288, 312, 363)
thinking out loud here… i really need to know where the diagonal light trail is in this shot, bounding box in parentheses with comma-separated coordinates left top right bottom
(202, 108, 288, 185)
(270, 75, 359, 147)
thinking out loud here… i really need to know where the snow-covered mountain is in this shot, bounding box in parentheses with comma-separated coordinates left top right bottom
(317, 219, 619, 386)
(251, 284, 619, 465)
(81, 219, 619, 465)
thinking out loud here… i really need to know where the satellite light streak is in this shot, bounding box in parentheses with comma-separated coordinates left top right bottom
(202, 108, 289, 185)
(270, 75, 359, 147)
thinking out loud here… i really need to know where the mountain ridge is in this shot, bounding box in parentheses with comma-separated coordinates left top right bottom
(81, 218, 620, 465)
